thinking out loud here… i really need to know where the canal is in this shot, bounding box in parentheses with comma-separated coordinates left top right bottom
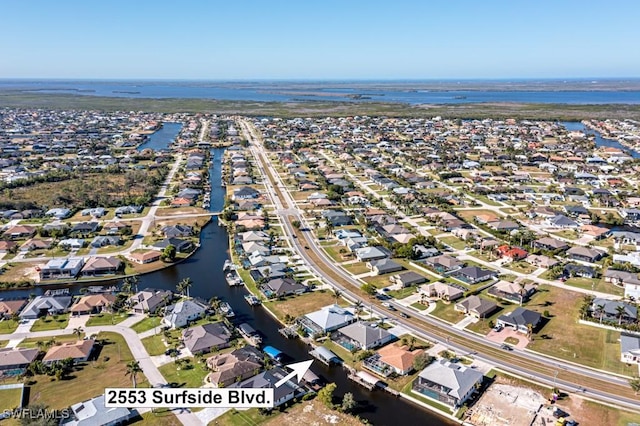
(137, 122, 183, 151)
(561, 121, 640, 158)
(5, 148, 454, 425)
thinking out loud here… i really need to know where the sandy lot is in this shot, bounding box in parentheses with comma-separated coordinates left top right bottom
(467, 383, 546, 426)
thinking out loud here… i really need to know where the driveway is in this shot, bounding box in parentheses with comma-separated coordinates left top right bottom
(486, 327, 530, 349)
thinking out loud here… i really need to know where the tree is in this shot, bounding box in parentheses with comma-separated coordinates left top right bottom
(361, 283, 376, 296)
(616, 305, 627, 326)
(292, 220, 301, 229)
(630, 377, 640, 395)
(73, 327, 83, 340)
(413, 353, 431, 371)
(340, 392, 357, 413)
(332, 288, 342, 305)
(177, 277, 193, 298)
(125, 361, 143, 388)
(318, 382, 337, 409)
(596, 304, 605, 323)
(162, 244, 177, 262)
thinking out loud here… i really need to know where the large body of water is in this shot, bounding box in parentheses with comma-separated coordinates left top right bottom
(2, 79, 640, 104)
(136, 122, 183, 151)
(2, 148, 454, 425)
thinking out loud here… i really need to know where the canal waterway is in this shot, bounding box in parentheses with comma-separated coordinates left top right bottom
(561, 121, 640, 158)
(3, 148, 454, 425)
(136, 122, 183, 151)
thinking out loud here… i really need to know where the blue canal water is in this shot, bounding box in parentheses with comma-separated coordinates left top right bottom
(1, 148, 454, 425)
(2, 79, 640, 104)
(136, 122, 183, 151)
(561, 121, 640, 158)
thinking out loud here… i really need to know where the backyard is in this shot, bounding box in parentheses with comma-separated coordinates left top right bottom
(264, 290, 347, 322)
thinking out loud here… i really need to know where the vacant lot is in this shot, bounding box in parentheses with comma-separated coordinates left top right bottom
(0, 387, 23, 410)
(158, 359, 208, 388)
(264, 290, 347, 321)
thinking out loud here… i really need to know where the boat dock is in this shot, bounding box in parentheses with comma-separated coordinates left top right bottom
(309, 346, 342, 366)
(278, 326, 299, 339)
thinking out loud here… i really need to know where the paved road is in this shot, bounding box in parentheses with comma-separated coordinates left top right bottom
(238, 118, 640, 412)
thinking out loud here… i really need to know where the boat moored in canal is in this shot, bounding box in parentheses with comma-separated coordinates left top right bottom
(219, 301, 235, 318)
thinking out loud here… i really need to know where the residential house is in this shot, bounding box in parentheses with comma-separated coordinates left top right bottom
(424, 255, 463, 274)
(368, 258, 404, 275)
(161, 225, 193, 238)
(452, 266, 497, 284)
(2, 225, 36, 239)
(0, 299, 27, 319)
(354, 246, 389, 262)
(206, 346, 264, 388)
(620, 334, 640, 364)
(70, 222, 100, 236)
(20, 295, 72, 319)
(488, 280, 536, 304)
(375, 344, 425, 375)
(182, 322, 232, 355)
(299, 304, 356, 337)
(564, 263, 596, 279)
(39, 257, 85, 280)
(496, 245, 528, 261)
(566, 246, 605, 263)
(70, 294, 116, 316)
(322, 210, 353, 227)
(229, 366, 306, 408)
(80, 257, 122, 276)
(455, 296, 498, 318)
(390, 271, 427, 287)
(261, 278, 307, 298)
(152, 237, 193, 253)
(64, 394, 137, 426)
(333, 322, 395, 351)
(533, 237, 569, 252)
(129, 289, 173, 314)
(233, 186, 260, 200)
(43, 340, 95, 364)
(90, 236, 122, 248)
(525, 254, 559, 269)
(413, 359, 484, 408)
(546, 215, 579, 229)
(496, 307, 542, 333)
(487, 220, 520, 232)
(19, 238, 53, 252)
(591, 298, 637, 324)
(419, 282, 464, 301)
(128, 250, 161, 264)
(162, 299, 208, 328)
(0, 348, 39, 374)
(58, 239, 85, 250)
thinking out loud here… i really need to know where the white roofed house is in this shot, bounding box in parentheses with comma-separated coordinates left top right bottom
(621, 334, 640, 364)
(162, 299, 208, 329)
(39, 258, 85, 280)
(298, 304, 356, 338)
(412, 359, 484, 409)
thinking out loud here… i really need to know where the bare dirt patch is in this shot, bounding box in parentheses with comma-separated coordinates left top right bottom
(263, 400, 363, 426)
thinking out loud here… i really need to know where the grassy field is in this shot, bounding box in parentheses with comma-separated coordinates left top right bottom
(387, 285, 419, 300)
(0, 387, 23, 410)
(429, 301, 465, 324)
(31, 314, 69, 331)
(18, 334, 81, 348)
(439, 236, 467, 250)
(131, 410, 181, 426)
(0, 319, 19, 334)
(85, 312, 130, 326)
(141, 334, 170, 356)
(564, 277, 624, 296)
(131, 316, 162, 333)
(264, 290, 346, 322)
(341, 262, 371, 275)
(158, 359, 209, 388)
(21, 332, 148, 410)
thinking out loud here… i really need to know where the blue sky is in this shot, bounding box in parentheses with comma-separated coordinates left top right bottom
(2, 0, 639, 79)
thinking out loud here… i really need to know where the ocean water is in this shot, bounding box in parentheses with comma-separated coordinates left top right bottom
(1, 79, 640, 104)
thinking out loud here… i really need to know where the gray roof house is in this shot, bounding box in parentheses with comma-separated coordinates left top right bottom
(20, 295, 73, 319)
(129, 289, 173, 314)
(452, 266, 497, 284)
(390, 271, 428, 287)
(591, 298, 637, 324)
(162, 299, 208, 329)
(182, 322, 232, 355)
(497, 307, 542, 333)
(621, 334, 640, 364)
(334, 322, 395, 350)
(354, 246, 389, 262)
(230, 366, 306, 408)
(261, 278, 307, 298)
(152, 237, 193, 253)
(64, 394, 137, 426)
(299, 304, 356, 337)
(368, 258, 404, 275)
(413, 359, 484, 408)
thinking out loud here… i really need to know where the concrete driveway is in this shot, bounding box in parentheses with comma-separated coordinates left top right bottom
(485, 327, 530, 349)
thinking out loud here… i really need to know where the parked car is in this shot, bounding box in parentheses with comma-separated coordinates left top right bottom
(501, 344, 513, 351)
(493, 324, 503, 332)
(400, 312, 410, 319)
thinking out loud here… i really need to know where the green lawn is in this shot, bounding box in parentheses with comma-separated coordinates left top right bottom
(411, 302, 428, 311)
(439, 236, 467, 250)
(322, 339, 358, 369)
(505, 261, 537, 274)
(564, 277, 624, 296)
(264, 290, 346, 323)
(18, 334, 81, 348)
(362, 274, 393, 289)
(0, 387, 23, 410)
(131, 410, 181, 426)
(141, 334, 170, 356)
(158, 358, 209, 388)
(85, 312, 130, 326)
(0, 319, 19, 334)
(131, 316, 163, 333)
(0, 340, 8, 348)
(387, 285, 419, 300)
(31, 314, 69, 331)
(341, 262, 370, 275)
(20, 332, 148, 410)
(429, 301, 465, 324)
(212, 408, 280, 426)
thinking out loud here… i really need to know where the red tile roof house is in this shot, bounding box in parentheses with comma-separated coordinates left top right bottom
(496, 245, 528, 261)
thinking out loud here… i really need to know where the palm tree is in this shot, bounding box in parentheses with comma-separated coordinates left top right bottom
(616, 305, 627, 326)
(73, 327, 84, 340)
(177, 277, 193, 298)
(354, 301, 363, 321)
(596, 304, 605, 323)
(332, 288, 342, 305)
(125, 361, 143, 388)
(518, 282, 527, 306)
